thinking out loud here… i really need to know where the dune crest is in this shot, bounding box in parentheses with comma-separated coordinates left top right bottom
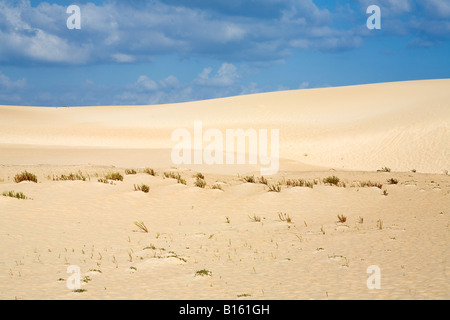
(0, 79, 449, 173)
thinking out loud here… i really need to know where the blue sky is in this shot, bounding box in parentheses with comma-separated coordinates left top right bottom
(0, 0, 449, 106)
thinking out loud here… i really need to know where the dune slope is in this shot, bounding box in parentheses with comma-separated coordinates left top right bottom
(0, 79, 449, 174)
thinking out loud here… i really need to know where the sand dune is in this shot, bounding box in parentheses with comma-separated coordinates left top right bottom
(0, 80, 449, 300)
(1, 79, 449, 173)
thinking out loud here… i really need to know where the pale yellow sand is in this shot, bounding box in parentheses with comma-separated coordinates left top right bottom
(0, 79, 449, 299)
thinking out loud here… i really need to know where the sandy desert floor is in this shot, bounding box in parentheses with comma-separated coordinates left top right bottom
(0, 79, 449, 299)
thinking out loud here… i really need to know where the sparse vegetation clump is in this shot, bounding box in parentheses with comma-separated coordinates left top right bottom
(194, 177, 207, 188)
(195, 172, 205, 180)
(125, 169, 137, 175)
(211, 183, 223, 191)
(249, 215, 261, 222)
(285, 178, 315, 188)
(278, 212, 293, 223)
(105, 172, 123, 181)
(53, 171, 88, 181)
(268, 184, 281, 192)
(382, 189, 389, 196)
(72, 289, 87, 293)
(144, 168, 157, 176)
(356, 181, 383, 189)
(134, 184, 150, 193)
(258, 176, 268, 185)
(195, 269, 212, 277)
(14, 171, 37, 183)
(134, 221, 149, 233)
(97, 178, 115, 185)
(243, 175, 256, 183)
(387, 178, 398, 185)
(164, 172, 186, 185)
(337, 214, 347, 223)
(378, 167, 391, 173)
(323, 176, 340, 186)
(2, 191, 28, 200)
(377, 219, 383, 230)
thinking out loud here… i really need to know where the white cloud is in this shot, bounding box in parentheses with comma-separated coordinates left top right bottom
(419, 0, 450, 18)
(0, 70, 26, 104)
(195, 63, 239, 87)
(135, 75, 159, 91)
(111, 53, 136, 63)
(0, 71, 26, 90)
(159, 75, 179, 88)
(0, 0, 365, 65)
(299, 81, 309, 89)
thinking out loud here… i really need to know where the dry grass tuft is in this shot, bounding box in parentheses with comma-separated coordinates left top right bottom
(377, 219, 383, 230)
(258, 176, 268, 185)
(278, 212, 293, 223)
(285, 178, 315, 188)
(323, 176, 340, 186)
(14, 171, 37, 183)
(249, 215, 261, 222)
(105, 172, 123, 181)
(2, 191, 28, 200)
(337, 214, 347, 223)
(211, 183, 223, 191)
(164, 172, 186, 185)
(53, 171, 88, 181)
(194, 177, 207, 188)
(195, 172, 205, 180)
(144, 168, 157, 176)
(134, 221, 149, 233)
(134, 184, 150, 193)
(268, 184, 281, 192)
(355, 181, 383, 189)
(387, 178, 399, 185)
(243, 175, 256, 183)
